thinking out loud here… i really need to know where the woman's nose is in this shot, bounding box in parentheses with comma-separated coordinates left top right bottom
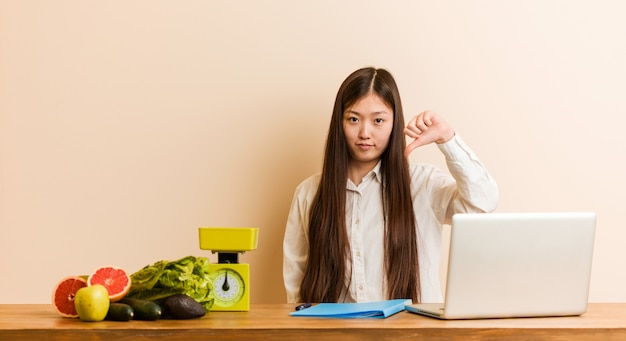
(358, 123, 371, 138)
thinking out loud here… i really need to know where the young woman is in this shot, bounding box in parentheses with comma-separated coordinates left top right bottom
(283, 67, 498, 304)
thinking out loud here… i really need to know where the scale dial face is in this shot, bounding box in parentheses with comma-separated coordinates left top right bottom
(210, 268, 245, 307)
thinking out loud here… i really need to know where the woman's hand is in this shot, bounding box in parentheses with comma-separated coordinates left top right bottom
(404, 110, 455, 158)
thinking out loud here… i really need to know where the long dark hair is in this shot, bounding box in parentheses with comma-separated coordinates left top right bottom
(300, 67, 420, 302)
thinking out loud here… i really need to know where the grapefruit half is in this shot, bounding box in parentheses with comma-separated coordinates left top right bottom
(87, 266, 131, 302)
(51, 276, 88, 318)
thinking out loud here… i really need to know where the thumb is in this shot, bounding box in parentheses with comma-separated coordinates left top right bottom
(404, 138, 427, 158)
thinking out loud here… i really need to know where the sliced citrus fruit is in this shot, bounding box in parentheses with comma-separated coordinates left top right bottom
(51, 276, 88, 318)
(87, 266, 131, 302)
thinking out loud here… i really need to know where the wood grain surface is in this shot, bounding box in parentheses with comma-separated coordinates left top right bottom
(2, 303, 626, 340)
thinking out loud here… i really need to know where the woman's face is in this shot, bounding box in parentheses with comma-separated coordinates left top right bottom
(343, 92, 394, 169)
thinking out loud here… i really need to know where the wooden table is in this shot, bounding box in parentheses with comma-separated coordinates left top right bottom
(1, 303, 626, 340)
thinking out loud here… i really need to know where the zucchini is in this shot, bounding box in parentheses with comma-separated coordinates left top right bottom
(119, 297, 162, 321)
(105, 303, 134, 321)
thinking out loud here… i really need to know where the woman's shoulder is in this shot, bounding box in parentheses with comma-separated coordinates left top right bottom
(407, 161, 452, 185)
(407, 162, 442, 175)
(295, 173, 322, 193)
(291, 173, 321, 205)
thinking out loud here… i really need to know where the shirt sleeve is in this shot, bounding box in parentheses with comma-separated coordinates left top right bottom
(283, 176, 317, 303)
(436, 134, 499, 223)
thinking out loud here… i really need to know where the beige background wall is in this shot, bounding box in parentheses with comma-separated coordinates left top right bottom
(1, 1, 625, 304)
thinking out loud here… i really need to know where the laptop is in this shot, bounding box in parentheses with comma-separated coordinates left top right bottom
(405, 212, 597, 319)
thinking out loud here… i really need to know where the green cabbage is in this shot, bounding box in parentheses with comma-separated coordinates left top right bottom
(127, 256, 213, 311)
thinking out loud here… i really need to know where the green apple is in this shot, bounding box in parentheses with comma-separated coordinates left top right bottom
(74, 284, 110, 322)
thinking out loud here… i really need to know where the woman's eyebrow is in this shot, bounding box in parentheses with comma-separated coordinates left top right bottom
(345, 110, 391, 115)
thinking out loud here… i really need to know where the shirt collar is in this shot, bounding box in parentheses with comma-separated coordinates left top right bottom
(346, 160, 383, 190)
(370, 160, 383, 184)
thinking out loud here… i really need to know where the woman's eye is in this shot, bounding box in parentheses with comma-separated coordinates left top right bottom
(374, 118, 384, 124)
(348, 117, 358, 122)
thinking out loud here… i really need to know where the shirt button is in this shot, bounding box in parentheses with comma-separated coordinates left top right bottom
(359, 285, 364, 290)
(356, 251, 361, 257)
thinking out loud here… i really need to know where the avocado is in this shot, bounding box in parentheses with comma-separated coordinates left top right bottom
(162, 294, 206, 319)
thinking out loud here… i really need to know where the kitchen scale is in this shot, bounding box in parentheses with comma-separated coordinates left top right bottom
(198, 227, 259, 311)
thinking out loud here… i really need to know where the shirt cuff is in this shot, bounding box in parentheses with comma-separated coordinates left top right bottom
(436, 133, 479, 162)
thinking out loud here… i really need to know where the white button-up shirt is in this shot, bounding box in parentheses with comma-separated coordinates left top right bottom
(283, 134, 498, 303)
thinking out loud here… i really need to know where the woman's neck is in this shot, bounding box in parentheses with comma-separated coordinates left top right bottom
(347, 159, 379, 186)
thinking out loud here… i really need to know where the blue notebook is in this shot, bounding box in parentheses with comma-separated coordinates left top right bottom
(290, 299, 411, 319)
